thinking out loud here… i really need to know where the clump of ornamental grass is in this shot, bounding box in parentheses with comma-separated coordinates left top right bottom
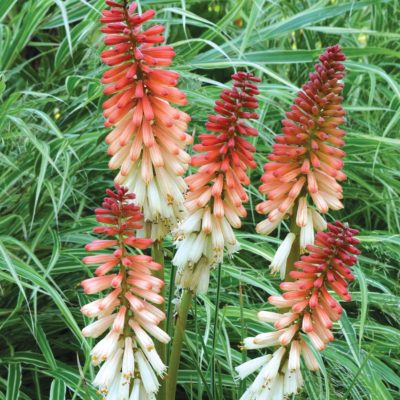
(80, 185, 170, 400)
(100, 0, 191, 240)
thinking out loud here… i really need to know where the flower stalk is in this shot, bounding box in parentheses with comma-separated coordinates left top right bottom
(151, 240, 166, 348)
(151, 240, 167, 400)
(285, 202, 301, 280)
(166, 288, 193, 400)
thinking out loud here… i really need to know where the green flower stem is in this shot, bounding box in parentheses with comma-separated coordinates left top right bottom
(152, 240, 167, 400)
(285, 200, 301, 280)
(166, 261, 177, 342)
(166, 288, 193, 400)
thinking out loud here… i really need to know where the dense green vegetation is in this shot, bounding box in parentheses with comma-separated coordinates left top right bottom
(0, 0, 399, 399)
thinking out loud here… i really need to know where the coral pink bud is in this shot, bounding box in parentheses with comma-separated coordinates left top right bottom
(296, 196, 308, 227)
(320, 286, 340, 309)
(112, 305, 126, 333)
(274, 313, 299, 329)
(96, 215, 118, 224)
(95, 259, 119, 276)
(283, 290, 308, 300)
(111, 271, 123, 288)
(292, 299, 309, 314)
(321, 298, 342, 321)
(131, 287, 164, 304)
(135, 309, 160, 325)
(288, 340, 301, 371)
(125, 292, 145, 311)
(313, 320, 334, 343)
(123, 237, 153, 249)
(314, 305, 333, 329)
(85, 240, 118, 251)
(302, 312, 313, 333)
(83, 254, 117, 265)
(269, 296, 297, 308)
(127, 277, 152, 290)
(309, 289, 319, 308)
(329, 280, 349, 298)
(100, 288, 121, 311)
(279, 324, 299, 345)
(313, 275, 324, 288)
(81, 275, 115, 294)
(280, 282, 301, 291)
(81, 299, 103, 317)
(307, 331, 325, 351)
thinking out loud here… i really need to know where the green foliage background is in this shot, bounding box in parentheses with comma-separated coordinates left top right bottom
(0, 0, 399, 399)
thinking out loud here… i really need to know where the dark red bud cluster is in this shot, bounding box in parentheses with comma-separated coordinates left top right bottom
(205, 71, 261, 137)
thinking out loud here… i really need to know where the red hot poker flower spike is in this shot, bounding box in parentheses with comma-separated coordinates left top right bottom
(101, 1, 192, 240)
(270, 221, 360, 350)
(256, 45, 346, 237)
(80, 185, 170, 399)
(237, 222, 360, 399)
(173, 72, 261, 294)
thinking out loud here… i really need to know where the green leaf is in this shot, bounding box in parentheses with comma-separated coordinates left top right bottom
(6, 364, 21, 400)
(49, 379, 66, 400)
(0, 0, 18, 23)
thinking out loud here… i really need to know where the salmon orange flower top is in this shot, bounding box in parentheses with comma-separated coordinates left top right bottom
(100, 0, 192, 240)
(256, 45, 346, 237)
